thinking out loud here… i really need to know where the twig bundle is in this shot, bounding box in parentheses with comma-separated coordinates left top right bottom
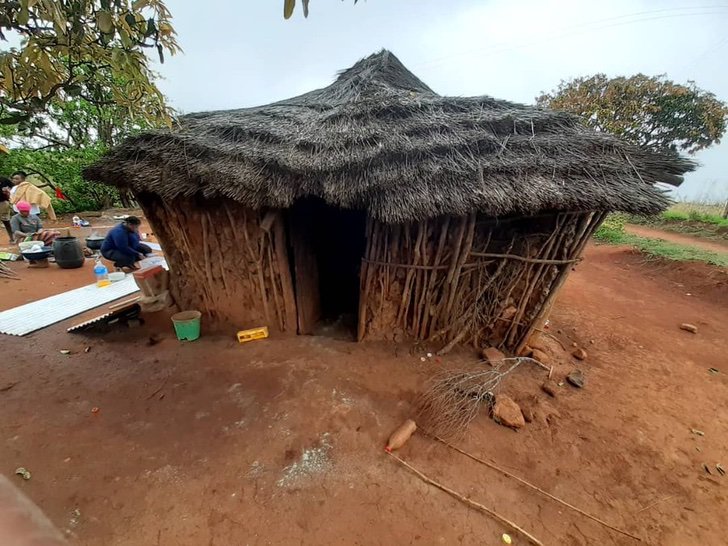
(0, 262, 20, 280)
(416, 358, 528, 440)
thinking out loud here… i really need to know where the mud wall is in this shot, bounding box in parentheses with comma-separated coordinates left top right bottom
(136, 193, 297, 334)
(358, 211, 605, 352)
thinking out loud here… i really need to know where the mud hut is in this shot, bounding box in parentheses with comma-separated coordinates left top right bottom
(84, 50, 693, 352)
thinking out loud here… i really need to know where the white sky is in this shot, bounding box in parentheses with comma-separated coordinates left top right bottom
(154, 0, 728, 202)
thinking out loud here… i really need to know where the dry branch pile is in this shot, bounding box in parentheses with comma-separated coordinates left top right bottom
(416, 358, 537, 440)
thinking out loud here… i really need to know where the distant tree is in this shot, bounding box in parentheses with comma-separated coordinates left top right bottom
(536, 74, 728, 156)
(0, 0, 180, 128)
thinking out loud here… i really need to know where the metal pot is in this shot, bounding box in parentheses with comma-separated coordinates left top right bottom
(85, 236, 104, 251)
(21, 246, 53, 261)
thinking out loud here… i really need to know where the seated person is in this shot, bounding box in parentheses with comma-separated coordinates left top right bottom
(10, 200, 60, 245)
(101, 216, 152, 271)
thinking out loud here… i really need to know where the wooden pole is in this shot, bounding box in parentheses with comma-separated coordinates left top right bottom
(515, 211, 605, 354)
(357, 217, 376, 341)
(433, 436, 643, 542)
(387, 452, 544, 546)
(273, 212, 297, 333)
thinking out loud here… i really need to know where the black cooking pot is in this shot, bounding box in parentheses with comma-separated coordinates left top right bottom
(53, 236, 85, 269)
(85, 236, 104, 251)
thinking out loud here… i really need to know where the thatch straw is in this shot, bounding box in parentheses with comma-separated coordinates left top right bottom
(84, 50, 694, 222)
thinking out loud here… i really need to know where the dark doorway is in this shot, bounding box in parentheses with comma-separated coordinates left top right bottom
(287, 198, 367, 338)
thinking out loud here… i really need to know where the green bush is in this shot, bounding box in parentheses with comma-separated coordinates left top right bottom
(594, 213, 628, 243)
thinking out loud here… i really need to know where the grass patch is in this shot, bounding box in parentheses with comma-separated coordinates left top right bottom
(627, 237, 728, 267)
(594, 214, 728, 267)
(660, 209, 728, 227)
(627, 205, 728, 241)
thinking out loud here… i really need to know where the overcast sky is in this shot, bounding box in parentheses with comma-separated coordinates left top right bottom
(154, 0, 728, 202)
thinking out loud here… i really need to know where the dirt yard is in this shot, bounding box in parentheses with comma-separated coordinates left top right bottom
(1, 243, 727, 545)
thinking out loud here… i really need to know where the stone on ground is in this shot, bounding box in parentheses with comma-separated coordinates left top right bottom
(518, 345, 533, 358)
(531, 348, 550, 366)
(566, 369, 585, 388)
(571, 347, 588, 360)
(541, 380, 559, 398)
(492, 395, 525, 429)
(481, 347, 506, 366)
(527, 334, 546, 352)
(680, 323, 698, 334)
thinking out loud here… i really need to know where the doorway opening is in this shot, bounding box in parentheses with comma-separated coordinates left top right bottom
(287, 198, 367, 339)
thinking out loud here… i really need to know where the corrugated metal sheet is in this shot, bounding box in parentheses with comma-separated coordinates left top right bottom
(67, 303, 140, 333)
(66, 310, 116, 333)
(0, 276, 140, 336)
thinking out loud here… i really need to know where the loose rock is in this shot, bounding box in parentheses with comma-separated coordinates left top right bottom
(518, 345, 533, 358)
(680, 323, 698, 334)
(531, 348, 550, 366)
(519, 396, 560, 427)
(528, 334, 546, 352)
(541, 380, 559, 398)
(492, 395, 525, 429)
(566, 369, 585, 388)
(481, 347, 506, 366)
(571, 348, 588, 361)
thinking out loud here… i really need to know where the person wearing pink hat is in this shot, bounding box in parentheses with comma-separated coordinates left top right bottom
(9, 200, 60, 247)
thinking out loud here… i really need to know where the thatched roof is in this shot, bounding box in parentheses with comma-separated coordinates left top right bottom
(84, 50, 694, 222)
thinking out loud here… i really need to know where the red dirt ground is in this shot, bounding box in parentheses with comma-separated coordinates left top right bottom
(626, 224, 728, 254)
(1, 243, 727, 545)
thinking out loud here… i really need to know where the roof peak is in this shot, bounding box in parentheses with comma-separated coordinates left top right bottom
(333, 49, 434, 95)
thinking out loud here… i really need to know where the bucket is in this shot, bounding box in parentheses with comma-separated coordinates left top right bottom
(171, 310, 201, 341)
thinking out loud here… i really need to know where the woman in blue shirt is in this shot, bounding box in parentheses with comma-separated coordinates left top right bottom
(100, 216, 152, 271)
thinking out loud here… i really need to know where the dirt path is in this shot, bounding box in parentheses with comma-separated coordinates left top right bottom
(626, 224, 728, 254)
(1, 244, 727, 545)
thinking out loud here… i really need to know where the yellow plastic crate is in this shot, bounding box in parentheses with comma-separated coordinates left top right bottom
(236, 326, 269, 343)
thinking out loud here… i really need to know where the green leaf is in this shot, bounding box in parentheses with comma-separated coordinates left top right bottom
(156, 44, 164, 64)
(125, 13, 137, 29)
(284, 0, 295, 19)
(17, 7, 30, 25)
(119, 28, 132, 48)
(97, 11, 114, 34)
